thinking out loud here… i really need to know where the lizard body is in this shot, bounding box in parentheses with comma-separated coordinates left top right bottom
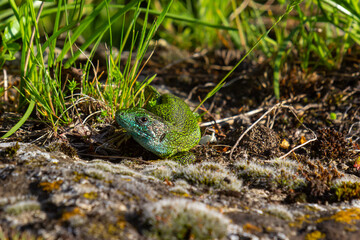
(115, 87, 200, 163)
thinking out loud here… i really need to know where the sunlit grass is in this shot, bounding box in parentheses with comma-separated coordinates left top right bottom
(151, 0, 360, 98)
(1, 0, 360, 138)
(1, 0, 171, 138)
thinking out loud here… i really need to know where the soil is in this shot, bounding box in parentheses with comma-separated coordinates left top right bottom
(0, 43, 359, 239)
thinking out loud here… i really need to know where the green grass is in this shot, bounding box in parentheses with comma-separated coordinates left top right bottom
(1, 0, 359, 138)
(1, 0, 172, 138)
(151, 0, 360, 98)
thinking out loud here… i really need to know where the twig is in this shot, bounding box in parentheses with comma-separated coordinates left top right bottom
(83, 110, 102, 125)
(278, 105, 317, 159)
(200, 107, 264, 127)
(229, 103, 282, 160)
(198, 103, 226, 137)
(229, 102, 318, 161)
(346, 121, 360, 144)
(199, 94, 307, 128)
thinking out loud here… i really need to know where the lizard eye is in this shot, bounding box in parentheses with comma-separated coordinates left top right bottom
(136, 116, 148, 124)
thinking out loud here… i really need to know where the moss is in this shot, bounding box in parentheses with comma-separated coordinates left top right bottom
(78, 160, 147, 181)
(148, 165, 175, 180)
(235, 160, 274, 179)
(169, 180, 191, 197)
(87, 160, 138, 176)
(169, 185, 191, 197)
(333, 181, 360, 201)
(311, 128, 356, 162)
(145, 161, 242, 191)
(144, 160, 180, 180)
(297, 159, 343, 202)
(180, 162, 242, 191)
(84, 168, 108, 180)
(235, 159, 305, 190)
(46, 142, 78, 158)
(38, 180, 63, 192)
(0, 142, 20, 158)
(265, 205, 293, 221)
(143, 199, 230, 240)
(305, 230, 325, 240)
(273, 168, 305, 190)
(4, 200, 41, 215)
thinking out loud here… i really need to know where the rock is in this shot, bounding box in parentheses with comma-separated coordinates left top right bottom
(0, 142, 360, 239)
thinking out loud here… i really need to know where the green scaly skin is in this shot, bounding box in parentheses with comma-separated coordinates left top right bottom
(115, 87, 201, 164)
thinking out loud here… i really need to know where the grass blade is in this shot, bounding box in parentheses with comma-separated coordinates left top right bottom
(64, 0, 141, 68)
(1, 100, 35, 139)
(194, 0, 303, 112)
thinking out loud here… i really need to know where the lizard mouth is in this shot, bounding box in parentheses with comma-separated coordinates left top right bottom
(116, 109, 155, 139)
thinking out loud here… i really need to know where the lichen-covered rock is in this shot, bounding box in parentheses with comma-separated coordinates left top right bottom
(1, 142, 360, 239)
(142, 198, 230, 239)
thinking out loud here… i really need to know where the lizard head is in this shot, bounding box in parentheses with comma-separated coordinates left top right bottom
(115, 107, 168, 143)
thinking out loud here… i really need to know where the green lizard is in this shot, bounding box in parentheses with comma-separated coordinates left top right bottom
(115, 86, 201, 164)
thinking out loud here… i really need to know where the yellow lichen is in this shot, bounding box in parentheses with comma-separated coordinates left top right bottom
(242, 223, 262, 233)
(305, 230, 325, 240)
(116, 215, 127, 230)
(107, 216, 127, 234)
(61, 207, 83, 221)
(305, 205, 321, 212)
(87, 217, 126, 239)
(73, 171, 88, 182)
(289, 214, 310, 228)
(317, 208, 360, 224)
(170, 191, 191, 197)
(39, 180, 63, 192)
(344, 226, 358, 232)
(83, 192, 98, 200)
